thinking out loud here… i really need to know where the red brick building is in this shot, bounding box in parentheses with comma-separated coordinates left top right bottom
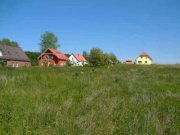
(0, 44, 31, 67)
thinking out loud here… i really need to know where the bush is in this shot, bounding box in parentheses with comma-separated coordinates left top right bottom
(88, 48, 119, 66)
(0, 60, 6, 67)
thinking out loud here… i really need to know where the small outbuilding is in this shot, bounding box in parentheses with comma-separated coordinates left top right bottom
(125, 60, 133, 65)
(0, 44, 31, 67)
(135, 52, 153, 65)
(69, 53, 88, 66)
(38, 48, 68, 67)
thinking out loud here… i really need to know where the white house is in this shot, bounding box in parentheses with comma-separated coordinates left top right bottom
(69, 53, 88, 66)
(135, 52, 153, 65)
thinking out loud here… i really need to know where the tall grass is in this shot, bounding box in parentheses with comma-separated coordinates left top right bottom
(0, 65, 179, 135)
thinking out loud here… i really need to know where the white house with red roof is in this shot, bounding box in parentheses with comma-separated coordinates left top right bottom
(69, 53, 88, 66)
(135, 52, 153, 65)
(38, 48, 68, 67)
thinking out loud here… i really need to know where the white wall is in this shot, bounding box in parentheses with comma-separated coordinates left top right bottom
(69, 55, 83, 66)
(136, 56, 152, 65)
(0, 51, 3, 56)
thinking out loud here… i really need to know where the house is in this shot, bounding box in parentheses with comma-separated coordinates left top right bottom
(0, 44, 31, 67)
(38, 48, 68, 67)
(69, 53, 88, 66)
(125, 60, 133, 65)
(135, 52, 153, 65)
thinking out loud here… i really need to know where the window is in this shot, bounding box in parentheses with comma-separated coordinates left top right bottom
(0, 50, 3, 56)
(145, 61, 147, 64)
(138, 61, 142, 64)
(50, 55, 54, 59)
(12, 63, 15, 67)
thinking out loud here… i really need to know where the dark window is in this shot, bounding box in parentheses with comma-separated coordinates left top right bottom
(138, 61, 142, 64)
(145, 61, 147, 63)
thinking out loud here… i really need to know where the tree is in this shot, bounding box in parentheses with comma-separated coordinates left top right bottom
(25, 51, 41, 66)
(89, 48, 105, 66)
(82, 50, 89, 61)
(39, 32, 60, 52)
(108, 52, 119, 64)
(88, 48, 119, 66)
(0, 38, 19, 47)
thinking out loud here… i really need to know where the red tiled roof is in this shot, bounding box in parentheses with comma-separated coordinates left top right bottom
(72, 53, 87, 62)
(48, 48, 68, 60)
(139, 52, 152, 60)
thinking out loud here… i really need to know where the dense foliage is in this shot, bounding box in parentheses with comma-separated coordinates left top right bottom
(0, 65, 179, 134)
(88, 48, 119, 66)
(0, 60, 5, 67)
(39, 32, 60, 52)
(0, 38, 19, 47)
(25, 51, 41, 66)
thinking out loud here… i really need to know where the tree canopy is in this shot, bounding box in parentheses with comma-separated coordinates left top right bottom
(25, 51, 41, 66)
(0, 38, 19, 47)
(39, 32, 60, 52)
(88, 48, 119, 66)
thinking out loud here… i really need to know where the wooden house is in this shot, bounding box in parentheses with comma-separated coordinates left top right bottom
(38, 48, 68, 67)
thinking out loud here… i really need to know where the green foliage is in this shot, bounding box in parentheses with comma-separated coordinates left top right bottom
(89, 48, 119, 66)
(0, 65, 179, 134)
(25, 51, 41, 66)
(39, 32, 60, 52)
(0, 38, 19, 47)
(82, 50, 89, 61)
(0, 60, 6, 67)
(66, 60, 73, 67)
(89, 48, 105, 66)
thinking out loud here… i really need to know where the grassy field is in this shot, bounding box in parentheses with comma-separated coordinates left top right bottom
(0, 65, 179, 135)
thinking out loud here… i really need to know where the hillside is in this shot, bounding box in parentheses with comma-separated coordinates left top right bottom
(0, 65, 179, 135)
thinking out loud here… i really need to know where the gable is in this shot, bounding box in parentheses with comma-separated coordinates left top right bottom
(38, 48, 68, 61)
(72, 53, 87, 62)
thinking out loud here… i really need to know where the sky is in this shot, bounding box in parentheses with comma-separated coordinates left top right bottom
(0, 0, 180, 64)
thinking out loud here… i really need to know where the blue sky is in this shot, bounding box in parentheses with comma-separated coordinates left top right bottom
(0, 0, 180, 63)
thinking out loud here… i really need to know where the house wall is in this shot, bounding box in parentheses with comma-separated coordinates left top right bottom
(136, 56, 152, 65)
(69, 55, 83, 66)
(6, 60, 31, 67)
(125, 61, 133, 65)
(38, 54, 67, 67)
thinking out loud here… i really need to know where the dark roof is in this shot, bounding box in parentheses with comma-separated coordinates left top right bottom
(0, 44, 31, 61)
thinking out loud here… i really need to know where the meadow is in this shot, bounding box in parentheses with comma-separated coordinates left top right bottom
(0, 65, 179, 135)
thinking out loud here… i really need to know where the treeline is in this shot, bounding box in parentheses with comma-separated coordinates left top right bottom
(83, 48, 120, 66)
(0, 38, 19, 47)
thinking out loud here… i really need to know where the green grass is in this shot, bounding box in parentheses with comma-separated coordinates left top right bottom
(0, 65, 180, 135)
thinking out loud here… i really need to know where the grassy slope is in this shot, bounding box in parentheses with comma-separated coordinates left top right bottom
(0, 65, 179, 135)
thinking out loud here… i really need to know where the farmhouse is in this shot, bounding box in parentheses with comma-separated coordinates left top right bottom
(38, 48, 68, 67)
(135, 52, 153, 65)
(69, 53, 88, 66)
(0, 44, 31, 67)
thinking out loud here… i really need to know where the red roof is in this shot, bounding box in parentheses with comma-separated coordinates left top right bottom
(73, 53, 87, 62)
(49, 48, 68, 60)
(139, 52, 152, 60)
